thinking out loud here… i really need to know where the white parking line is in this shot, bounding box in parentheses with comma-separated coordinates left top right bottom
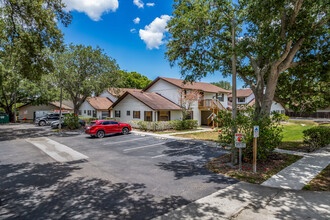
(26, 137, 88, 162)
(103, 137, 149, 145)
(123, 142, 165, 152)
(151, 146, 195, 159)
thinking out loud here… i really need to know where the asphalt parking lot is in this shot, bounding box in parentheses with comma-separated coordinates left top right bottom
(0, 124, 237, 219)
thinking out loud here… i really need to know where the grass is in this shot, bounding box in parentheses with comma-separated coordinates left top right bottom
(207, 152, 302, 184)
(174, 131, 219, 141)
(155, 129, 202, 134)
(281, 121, 316, 142)
(279, 120, 329, 152)
(303, 165, 330, 191)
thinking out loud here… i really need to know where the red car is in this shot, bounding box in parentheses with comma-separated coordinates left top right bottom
(85, 120, 131, 138)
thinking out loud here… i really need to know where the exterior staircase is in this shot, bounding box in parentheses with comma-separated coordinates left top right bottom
(198, 99, 226, 127)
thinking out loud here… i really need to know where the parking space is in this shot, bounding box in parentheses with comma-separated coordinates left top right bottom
(47, 132, 237, 198)
(0, 124, 238, 219)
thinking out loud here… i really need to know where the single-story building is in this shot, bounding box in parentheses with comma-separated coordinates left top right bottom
(18, 101, 73, 121)
(79, 97, 113, 119)
(99, 88, 142, 102)
(110, 91, 182, 123)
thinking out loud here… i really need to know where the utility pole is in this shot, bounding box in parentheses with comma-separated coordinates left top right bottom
(231, 17, 237, 165)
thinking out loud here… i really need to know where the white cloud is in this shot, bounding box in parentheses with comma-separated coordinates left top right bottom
(133, 0, 144, 8)
(139, 15, 171, 49)
(146, 3, 155, 7)
(133, 17, 140, 24)
(130, 28, 137, 33)
(63, 0, 119, 21)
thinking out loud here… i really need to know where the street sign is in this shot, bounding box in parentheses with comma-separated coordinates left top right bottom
(235, 133, 246, 148)
(254, 126, 259, 138)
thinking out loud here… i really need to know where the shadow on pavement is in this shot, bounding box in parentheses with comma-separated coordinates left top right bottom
(0, 162, 192, 220)
(0, 128, 80, 142)
(156, 141, 238, 185)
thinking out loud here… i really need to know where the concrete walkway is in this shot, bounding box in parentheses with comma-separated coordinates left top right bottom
(262, 145, 330, 190)
(155, 181, 330, 220)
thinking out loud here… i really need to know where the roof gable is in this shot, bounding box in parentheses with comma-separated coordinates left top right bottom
(144, 77, 230, 94)
(110, 91, 182, 111)
(107, 88, 142, 97)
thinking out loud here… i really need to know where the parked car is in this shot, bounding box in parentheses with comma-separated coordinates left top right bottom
(35, 113, 60, 126)
(50, 119, 86, 129)
(85, 120, 131, 138)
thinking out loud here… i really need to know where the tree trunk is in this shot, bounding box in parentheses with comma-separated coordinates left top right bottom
(5, 105, 14, 122)
(261, 68, 280, 115)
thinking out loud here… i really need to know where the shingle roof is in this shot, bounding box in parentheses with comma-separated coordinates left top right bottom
(228, 88, 253, 98)
(110, 91, 182, 111)
(144, 77, 230, 93)
(87, 97, 113, 111)
(49, 102, 73, 110)
(107, 88, 142, 97)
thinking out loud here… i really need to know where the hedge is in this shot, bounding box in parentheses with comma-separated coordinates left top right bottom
(79, 117, 98, 124)
(303, 126, 330, 152)
(129, 120, 198, 131)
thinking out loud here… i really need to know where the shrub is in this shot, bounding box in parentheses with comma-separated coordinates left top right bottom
(130, 120, 198, 131)
(303, 126, 330, 152)
(173, 120, 198, 130)
(105, 117, 115, 120)
(79, 117, 98, 124)
(216, 107, 283, 161)
(64, 113, 80, 130)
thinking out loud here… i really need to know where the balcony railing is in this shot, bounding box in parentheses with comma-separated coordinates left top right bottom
(198, 99, 226, 110)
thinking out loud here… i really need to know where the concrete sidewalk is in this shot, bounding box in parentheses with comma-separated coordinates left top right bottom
(155, 182, 330, 220)
(263, 145, 330, 190)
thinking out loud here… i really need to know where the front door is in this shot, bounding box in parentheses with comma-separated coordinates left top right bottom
(144, 111, 153, 121)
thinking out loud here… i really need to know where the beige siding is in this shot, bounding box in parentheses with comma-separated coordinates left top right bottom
(18, 104, 72, 120)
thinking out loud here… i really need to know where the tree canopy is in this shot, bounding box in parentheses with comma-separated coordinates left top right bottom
(166, 0, 329, 116)
(0, 0, 72, 81)
(53, 44, 121, 114)
(119, 71, 152, 89)
(211, 81, 232, 90)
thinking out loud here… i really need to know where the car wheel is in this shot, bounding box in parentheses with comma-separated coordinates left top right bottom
(122, 127, 129, 135)
(96, 130, 105, 138)
(39, 121, 46, 126)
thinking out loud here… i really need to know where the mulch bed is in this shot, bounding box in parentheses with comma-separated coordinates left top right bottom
(303, 165, 330, 191)
(206, 152, 302, 184)
(278, 141, 311, 152)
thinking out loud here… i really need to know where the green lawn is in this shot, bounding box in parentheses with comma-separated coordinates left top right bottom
(282, 124, 315, 142)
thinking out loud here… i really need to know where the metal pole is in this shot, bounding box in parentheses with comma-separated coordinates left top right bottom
(59, 85, 63, 130)
(253, 137, 257, 173)
(239, 148, 242, 171)
(231, 18, 237, 165)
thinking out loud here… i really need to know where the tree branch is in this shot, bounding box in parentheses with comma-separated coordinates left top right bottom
(279, 37, 305, 72)
(289, 0, 303, 27)
(280, 10, 287, 40)
(246, 52, 260, 73)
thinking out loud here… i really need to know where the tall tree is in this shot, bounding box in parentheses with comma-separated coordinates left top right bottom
(53, 44, 121, 114)
(120, 71, 152, 89)
(166, 0, 329, 118)
(0, 0, 71, 121)
(0, 0, 72, 80)
(211, 81, 232, 90)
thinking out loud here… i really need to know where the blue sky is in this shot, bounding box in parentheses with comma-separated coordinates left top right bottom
(60, 0, 244, 88)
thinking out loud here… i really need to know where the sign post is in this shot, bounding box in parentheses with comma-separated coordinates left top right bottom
(235, 133, 246, 171)
(253, 126, 259, 173)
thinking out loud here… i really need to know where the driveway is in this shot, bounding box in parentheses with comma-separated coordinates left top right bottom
(0, 124, 237, 219)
